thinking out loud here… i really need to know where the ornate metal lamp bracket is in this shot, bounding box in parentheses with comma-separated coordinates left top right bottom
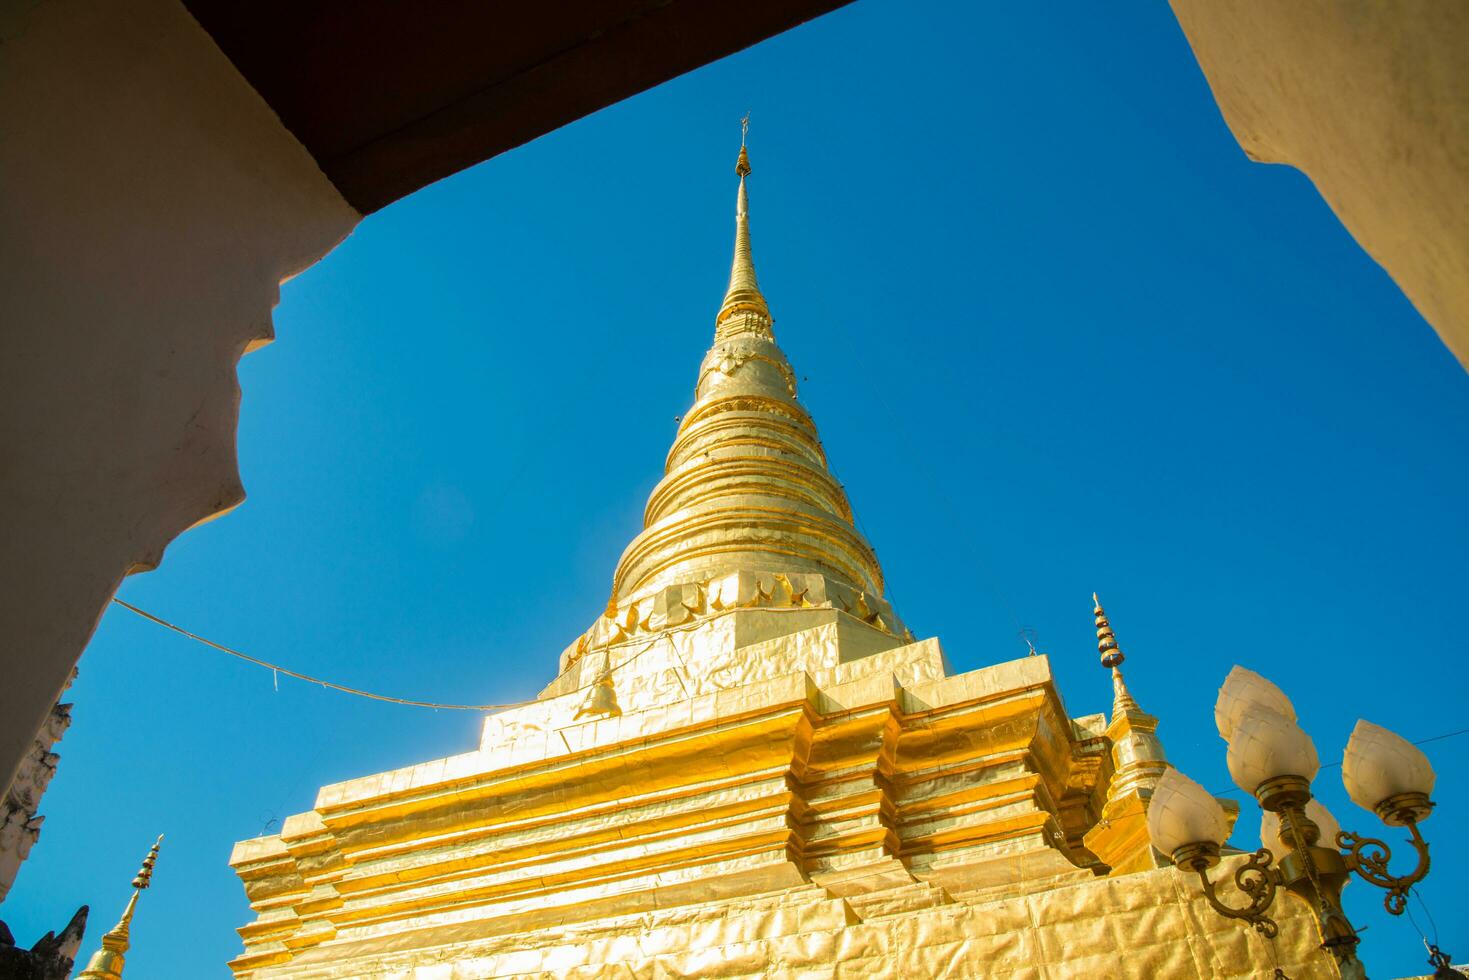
(1337, 821, 1431, 916)
(1333, 790, 1433, 917)
(1177, 843, 1282, 939)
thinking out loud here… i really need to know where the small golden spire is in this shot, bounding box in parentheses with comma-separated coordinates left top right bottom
(1093, 594, 1140, 717)
(1082, 596, 1171, 874)
(716, 116, 772, 337)
(76, 835, 163, 980)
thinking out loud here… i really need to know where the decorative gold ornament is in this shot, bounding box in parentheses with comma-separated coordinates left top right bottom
(574, 666, 621, 720)
(76, 835, 162, 980)
(1082, 596, 1175, 876)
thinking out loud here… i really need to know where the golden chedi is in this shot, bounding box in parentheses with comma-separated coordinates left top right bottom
(228, 145, 1334, 978)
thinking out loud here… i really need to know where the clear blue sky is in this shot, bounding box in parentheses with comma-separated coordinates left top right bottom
(9, 2, 1468, 976)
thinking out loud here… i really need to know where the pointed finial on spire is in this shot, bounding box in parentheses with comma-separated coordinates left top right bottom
(1093, 594, 1140, 717)
(76, 836, 164, 980)
(131, 836, 161, 890)
(716, 114, 771, 338)
(737, 112, 752, 176)
(1093, 592, 1124, 669)
(1082, 596, 1172, 875)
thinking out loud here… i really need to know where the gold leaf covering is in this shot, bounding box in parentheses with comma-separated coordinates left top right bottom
(227, 148, 1337, 979)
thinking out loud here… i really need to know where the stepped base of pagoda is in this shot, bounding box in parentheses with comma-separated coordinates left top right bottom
(231, 862, 1331, 978)
(229, 607, 1335, 978)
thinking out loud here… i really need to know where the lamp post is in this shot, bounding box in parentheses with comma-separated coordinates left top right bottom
(1145, 667, 1448, 979)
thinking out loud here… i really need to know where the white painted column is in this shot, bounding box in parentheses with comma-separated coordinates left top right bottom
(0, 0, 360, 805)
(1170, 0, 1469, 369)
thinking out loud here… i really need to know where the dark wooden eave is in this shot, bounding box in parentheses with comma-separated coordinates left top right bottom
(182, 0, 851, 214)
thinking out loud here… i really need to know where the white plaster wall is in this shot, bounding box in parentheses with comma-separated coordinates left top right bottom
(1170, 0, 1469, 370)
(0, 0, 360, 798)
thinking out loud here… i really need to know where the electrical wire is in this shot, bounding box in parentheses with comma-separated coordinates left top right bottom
(1210, 729, 1468, 797)
(111, 597, 532, 711)
(115, 596, 1469, 760)
(111, 596, 810, 712)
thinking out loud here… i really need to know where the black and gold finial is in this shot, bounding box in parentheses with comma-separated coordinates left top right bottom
(1093, 592, 1124, 669)
(1081, 596, 1169, 871)
(76, 835, 164, 980)
(1093, 594, 1142, 718)
(130, 836, 162, 890)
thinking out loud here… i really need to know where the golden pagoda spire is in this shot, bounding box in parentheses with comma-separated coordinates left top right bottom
(1093, 592, 1140, 717)
(716, 115, 772, 339)
(1082, 595, 1174, 874)
(76, 835, 163, 980)
(602, 128, 886, 606)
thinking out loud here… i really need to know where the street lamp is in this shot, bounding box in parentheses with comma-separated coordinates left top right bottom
(1146, 666, 1444, 979)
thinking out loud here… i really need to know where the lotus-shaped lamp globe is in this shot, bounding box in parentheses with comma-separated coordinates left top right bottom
(1342, 719, 1435, 824)
(1226, 706, 1320, 796)
(1147, 767, 1231, 862)
(1215, 665, 1296, 742)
